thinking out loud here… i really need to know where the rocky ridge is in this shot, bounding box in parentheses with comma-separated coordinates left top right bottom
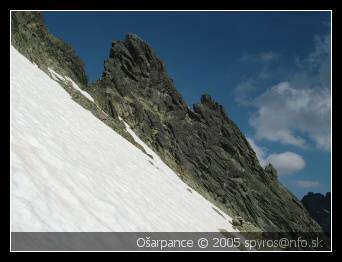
(301, 192, 331, 233)
(91, 33, 321, 232)
(11, 12, 87, 87)
(11, 11, 322, 233)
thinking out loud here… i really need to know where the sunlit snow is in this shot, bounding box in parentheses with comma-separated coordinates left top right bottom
(10, 46, 236, 232)
(48, 68, 94, 103)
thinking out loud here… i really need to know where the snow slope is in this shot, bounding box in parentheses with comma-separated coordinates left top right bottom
(48, 68, 95, 103)
(10, 46, 236, 232)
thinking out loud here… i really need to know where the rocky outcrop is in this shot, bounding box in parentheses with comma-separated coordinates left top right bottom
(11, 11, 87, 87)
(91, 33, 321, 232)
(301, 192, 331, 233)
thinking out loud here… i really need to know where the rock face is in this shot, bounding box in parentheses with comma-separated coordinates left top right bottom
(11, 11, 322, 233)
(92, 33, 321, 232)
(11, 11, 87, 87)
(301, 192, 331, 233)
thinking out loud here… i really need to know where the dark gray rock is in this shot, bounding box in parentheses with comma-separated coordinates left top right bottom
(11, 11, 87, 87)
(264, 163, 278, 180)
(301, 192, 331, 233)
(232, 216, 244, 227)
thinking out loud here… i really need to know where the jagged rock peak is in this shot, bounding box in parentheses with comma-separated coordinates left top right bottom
(264, 163, 278, 180)
(197, 93, 229, 120)
(201, 94, 219, 109)
(124, 33, 154, 52)
(125, 32, 147, 43)
(110, 33, 154, 58)
(107, 32, 166, 81)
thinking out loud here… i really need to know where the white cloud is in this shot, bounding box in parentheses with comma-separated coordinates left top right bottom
(266, 152, 306, 176)
(250, 82, 331, 151)
(235, 32, 331, 152)
(246, 137, 267, 167)
(296, 180, 321, 189)
(247, 137, 305, 176)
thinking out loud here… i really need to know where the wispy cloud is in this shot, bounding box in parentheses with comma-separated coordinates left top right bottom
(307, 34, 331, 71)
(235, 32, 331, 152)
(240, 51, 279, 63)
(234, 81, 256, 106)
(247, 137, 306, 176)
(259, 51, 279, 62)
(296, 180, 321, 189)
(239, 51, 280, 80)
(250, 82, 331, 151)
(257, 67, 271, 80)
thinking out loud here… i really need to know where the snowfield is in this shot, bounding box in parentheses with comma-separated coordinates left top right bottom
(10, 46, 236, 232)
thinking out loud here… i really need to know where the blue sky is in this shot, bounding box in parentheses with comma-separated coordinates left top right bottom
(44, 11, 331, 198)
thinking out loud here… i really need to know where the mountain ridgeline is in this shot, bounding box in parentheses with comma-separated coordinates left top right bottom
(11, 11, 322, 233)
(301, 192, 331, 234)
(11, 12, 87, 87)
